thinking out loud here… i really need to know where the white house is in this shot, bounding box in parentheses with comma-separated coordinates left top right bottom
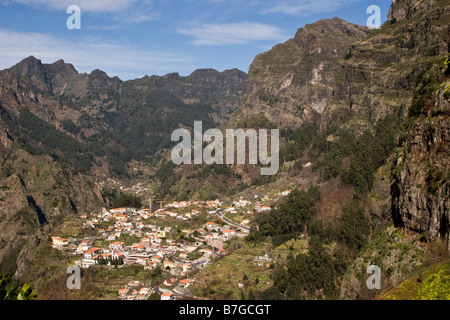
(179, 279, 191, 288)
(80, 258, 97, 268)
(51, 237, 68, 249)
(161, 292, 174, 300)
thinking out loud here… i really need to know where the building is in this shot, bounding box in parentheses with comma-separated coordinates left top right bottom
(179, 279, 191, 288)
(110, 208, 127, 214)
(77, 240, 93, 254)
(84, 247, 101, 259)
(80, 258, 97, 268)
(161, 292, 175, 300)
(258, 206, 271, 213)
(279, 189, 292, 196)
(163, 278, 178, 287)
(51, 237, 69, 249)
(110, 242, 125, 251)
(222, 229, 236, 240)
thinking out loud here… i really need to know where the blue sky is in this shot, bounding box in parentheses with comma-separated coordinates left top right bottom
(0, 0, 392, 80)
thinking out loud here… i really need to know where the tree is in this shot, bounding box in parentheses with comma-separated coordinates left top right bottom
(112, 193, 142, 209)
(152, 265, 162, 277)
(272, 236, 338, 299)
(0, 274, 36, 300)
(337, 200, 370, 254)
(248, 186, 321, 244)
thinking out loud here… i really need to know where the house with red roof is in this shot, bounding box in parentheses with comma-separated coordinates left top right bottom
(179, 279, 191, 288)
(161, 292, 174, 300)
(163, 278, 178, 287)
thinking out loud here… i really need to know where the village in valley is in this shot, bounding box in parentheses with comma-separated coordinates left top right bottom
(50, 187, 292, 300)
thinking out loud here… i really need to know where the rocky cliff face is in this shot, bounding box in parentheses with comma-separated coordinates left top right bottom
(0, 148, 105, 277)
(391, 66, 449, 246)
(388, 0, 439, 21)
(323, 0, 448, 133)
(237, 18, 370, 128)
(236, 0, 449, 245)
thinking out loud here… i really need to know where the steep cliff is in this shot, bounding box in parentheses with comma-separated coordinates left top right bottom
(0, 147, 105, 278)
(323, 0, 448, 131)
(236, 18, 371, 128)
(391, 56, 449, 246)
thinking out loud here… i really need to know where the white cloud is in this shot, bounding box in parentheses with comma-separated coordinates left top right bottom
(0, 29, 191, 79)
(8, 0, 137, 12)
(178, 22, 288, 46)
(6, 0, 160, 23)
(260, 0, 361, 16)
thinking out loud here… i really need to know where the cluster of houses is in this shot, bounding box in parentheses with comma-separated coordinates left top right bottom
(51, 188, 293, 300)
(51, 203, 244, 276)
(253, 253, 275, 268)
(52, 212, 211, 273)
(117, 281, 152, 300)
(116, 278, 192, 300)
(95, 179, 149, 195)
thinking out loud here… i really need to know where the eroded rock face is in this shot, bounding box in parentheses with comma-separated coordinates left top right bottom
(0, 149, 106, 277)
(238, 18, 370, 128)
(391, 112, 450, 243)
(388, 0, 439, 21)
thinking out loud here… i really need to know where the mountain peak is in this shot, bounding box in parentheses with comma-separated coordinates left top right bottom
(10, 56, 48, 85)
(189, 68, 220, 77)
(293, 17, 370, 55)
(163, 72, 180, 80)
(14, 55, 43, 69)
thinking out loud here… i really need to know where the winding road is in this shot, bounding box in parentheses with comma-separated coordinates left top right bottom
(215, 209, 250, 233)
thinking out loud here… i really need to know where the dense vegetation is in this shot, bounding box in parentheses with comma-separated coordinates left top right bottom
(268, 236, 346, 299)
(312, 116, 397, 192)
(247, 187, 321, 246)
(112, 193, 143, 209)
(280, 124, 319, 163)
(0, 273, 36, 300)
(278, 114, 397, 194)
(0, 108, 96, 173)
(254, 197, 370, 300)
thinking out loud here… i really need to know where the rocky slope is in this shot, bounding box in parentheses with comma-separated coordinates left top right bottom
(236, 17, 371, 129)
(0, 147, 105, 278)
(235, 0, 449, 236)
(228, 0, 449, 300)
(391, 58, 449, 247)
(324, 0, 448, 131)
